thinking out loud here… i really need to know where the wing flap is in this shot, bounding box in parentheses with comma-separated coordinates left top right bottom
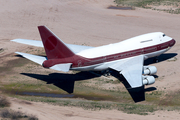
(109, 55, 144, 88)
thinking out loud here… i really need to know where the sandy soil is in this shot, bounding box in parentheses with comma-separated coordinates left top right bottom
(8, 97, 180, 120)
(0, 0, 180, 119)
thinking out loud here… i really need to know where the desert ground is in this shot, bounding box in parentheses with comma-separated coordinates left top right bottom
(0, 0, 180, 120)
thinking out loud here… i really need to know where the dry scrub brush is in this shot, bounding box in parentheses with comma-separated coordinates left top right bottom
(1, 109, 38, 120)
(0, 95, 10, 107)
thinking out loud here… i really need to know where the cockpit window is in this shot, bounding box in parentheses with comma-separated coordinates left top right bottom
(163, 34, 166, 37)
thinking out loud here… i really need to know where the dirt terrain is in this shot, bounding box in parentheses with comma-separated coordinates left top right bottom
(0, 0, 180, 119)
(8, 97, 180, 120)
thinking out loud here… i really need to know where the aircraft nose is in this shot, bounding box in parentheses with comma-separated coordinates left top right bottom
(170, 39, 176, 47)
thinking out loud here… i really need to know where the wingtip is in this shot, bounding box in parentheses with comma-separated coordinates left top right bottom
(15, 52, 22, 55)
(11, 39, 20, 42)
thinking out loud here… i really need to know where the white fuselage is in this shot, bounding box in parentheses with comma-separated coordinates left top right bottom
(71, 32, 174, 71)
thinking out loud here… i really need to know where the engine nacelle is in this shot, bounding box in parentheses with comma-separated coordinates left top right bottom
(143, 66, 157, 75)
(142, 76, 155, 85)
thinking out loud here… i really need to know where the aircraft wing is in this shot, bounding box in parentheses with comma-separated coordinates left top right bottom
(109, 55, 144, 88)
(11, 39, 93, 53)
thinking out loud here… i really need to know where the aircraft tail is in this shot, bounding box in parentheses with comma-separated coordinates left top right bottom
(38, 26, 75, 59)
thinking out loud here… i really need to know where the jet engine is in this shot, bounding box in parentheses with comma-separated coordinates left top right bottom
(142, 75, 155, 85)
(143, 66, 157, 75)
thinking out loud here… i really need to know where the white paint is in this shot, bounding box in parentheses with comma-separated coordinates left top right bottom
(77, 32, 172, 58)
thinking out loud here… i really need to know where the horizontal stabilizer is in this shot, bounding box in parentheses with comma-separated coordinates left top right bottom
(15, 52, 47, 65)
(12, 39, 43, 47)
(50, 63, 72, 72)
(11, 39, 93, 53)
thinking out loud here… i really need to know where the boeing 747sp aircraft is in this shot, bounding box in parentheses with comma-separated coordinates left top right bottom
(11, 26, 175, 93)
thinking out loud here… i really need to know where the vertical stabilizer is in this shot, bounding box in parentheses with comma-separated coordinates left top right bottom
(38, 26, 75, 59)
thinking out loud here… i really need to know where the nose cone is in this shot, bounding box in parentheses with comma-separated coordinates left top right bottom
(170, 39, 176, 47)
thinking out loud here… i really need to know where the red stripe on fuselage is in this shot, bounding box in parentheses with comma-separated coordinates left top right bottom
(43, 39, 175, 68)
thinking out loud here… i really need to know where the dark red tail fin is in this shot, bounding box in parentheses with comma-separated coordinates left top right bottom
(38, 26, 75, 59)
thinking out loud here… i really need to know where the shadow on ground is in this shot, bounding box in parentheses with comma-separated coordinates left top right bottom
(21, 71, 99, 94)
(110, 70, 157, 102)
(144, 53, 177, 65)
(21, 70, 158, 102)
(20, 53, 177, 102)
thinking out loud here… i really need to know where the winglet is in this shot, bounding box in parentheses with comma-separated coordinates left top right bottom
(38, 26, 75, 59)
